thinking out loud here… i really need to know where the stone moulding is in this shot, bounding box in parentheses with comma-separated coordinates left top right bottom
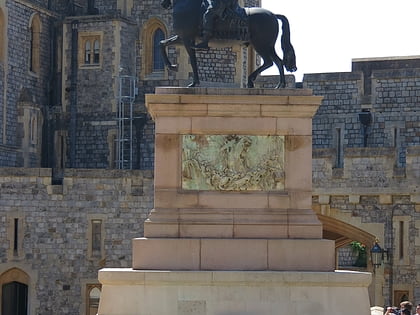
(99, 268, 372, 287)
(145, 89, 323, 120)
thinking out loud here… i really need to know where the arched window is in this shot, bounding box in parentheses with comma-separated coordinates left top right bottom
(141, 18, 167, 77)
(0, 9, 5, 62)
(85, 40, 91, 64)
(0, 269, 30, 315)
(29, 13, 41, 73)
(152, 28, 165, 72)
(79, 33, 102, 67)
(86, 284, 101, 315)
(2, 282, 28, 315)
(93, 40, 100, 64)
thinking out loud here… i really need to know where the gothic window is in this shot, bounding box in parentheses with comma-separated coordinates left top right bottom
(2, 282, 28, 315)
(93, 40, 100, 64)
(29, 13, 41, 73)
(79, 33, 102, 67)
(153, 28, 165, 72)
(141, 18, 167, 77)
(0, 269, 30, 315)
(86, 284, 101, 315)
(84, 40, 91, 64)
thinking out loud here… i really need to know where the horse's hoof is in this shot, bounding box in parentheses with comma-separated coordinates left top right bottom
(187, 81, 200, 88)
(247, 81, 254, 88)
(275, 83, 286, 89)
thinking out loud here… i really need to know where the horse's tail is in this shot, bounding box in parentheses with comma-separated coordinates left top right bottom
(276, 14, 297, 72)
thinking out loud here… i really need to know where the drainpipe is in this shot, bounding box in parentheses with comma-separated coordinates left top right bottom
(69, 20, 78, 168)
(42, 21, 57, 168)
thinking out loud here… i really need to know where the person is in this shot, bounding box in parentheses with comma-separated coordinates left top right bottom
(416, 303, 420, 314)
(400, 301, 413, 314)
(385, 301, 413, 315)
(193, 0, 240, 50)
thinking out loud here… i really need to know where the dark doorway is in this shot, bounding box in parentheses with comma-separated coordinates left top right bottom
(2, 281, 28, 315)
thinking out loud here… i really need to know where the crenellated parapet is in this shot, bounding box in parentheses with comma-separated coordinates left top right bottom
(313, 146, 420, 200)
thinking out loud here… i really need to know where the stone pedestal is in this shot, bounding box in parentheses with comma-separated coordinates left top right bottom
(98, 88, 371, 315)
(98, 269, 371, 315)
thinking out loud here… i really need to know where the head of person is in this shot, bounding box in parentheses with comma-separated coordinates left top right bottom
(416, 304, 420, 314)
(401, 301, 413, 311)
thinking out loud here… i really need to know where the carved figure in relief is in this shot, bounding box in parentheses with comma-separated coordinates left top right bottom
(182, 135, 284, 191)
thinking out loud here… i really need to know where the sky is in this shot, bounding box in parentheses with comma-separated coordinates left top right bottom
(261, 0, 420, 81)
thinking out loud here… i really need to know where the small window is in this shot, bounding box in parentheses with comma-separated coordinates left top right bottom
(7, 214, 24, 260)
(91, 219, 102, 254)
(29, 14, 41, 73)
(80, 34, 101, 67)
(86, 285, 101, 315)
(84, 41, 91, 64)
(13, 218, 19, 256)
(93, 40, 100, 64)
(88, 216, 105, 259)
(152, 28, 165, 72)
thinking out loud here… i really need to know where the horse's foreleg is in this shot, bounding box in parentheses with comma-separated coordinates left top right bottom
(184, 41, 200, 87)
(160, 35, 181, 71)
(247, 56, 273, 88)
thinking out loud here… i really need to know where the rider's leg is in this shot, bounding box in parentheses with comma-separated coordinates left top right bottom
(193, 10, 214, 50)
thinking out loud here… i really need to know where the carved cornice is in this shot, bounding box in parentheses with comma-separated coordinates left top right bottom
(146, 88, 323, 120)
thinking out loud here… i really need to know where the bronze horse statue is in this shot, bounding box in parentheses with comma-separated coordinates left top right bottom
(160, 0, 297, 88)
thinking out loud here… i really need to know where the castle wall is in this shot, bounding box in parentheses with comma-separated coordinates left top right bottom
(312, 146, 420, 305)
(2, 0, 420, 311)
(0, 0, 58, 167)
(305, 67, 420, 160)
(0, 167, 153, 314)
(307, 61, 420, 306)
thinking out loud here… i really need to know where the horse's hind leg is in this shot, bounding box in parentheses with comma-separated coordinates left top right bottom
(271, 51, 286, 88)
(160, 35, 181, 71)
(247, 54, 273, 88)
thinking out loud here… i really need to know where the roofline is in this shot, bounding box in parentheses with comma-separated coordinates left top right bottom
(352, 55, 420, 63)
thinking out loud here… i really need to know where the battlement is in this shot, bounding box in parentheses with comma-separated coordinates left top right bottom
(313, 146, 420, 198)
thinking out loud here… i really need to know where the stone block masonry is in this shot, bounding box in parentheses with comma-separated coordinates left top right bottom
(0, 167, 153, 314)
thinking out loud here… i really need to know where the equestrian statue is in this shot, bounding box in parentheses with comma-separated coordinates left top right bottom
(160, 0, 297, 88)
